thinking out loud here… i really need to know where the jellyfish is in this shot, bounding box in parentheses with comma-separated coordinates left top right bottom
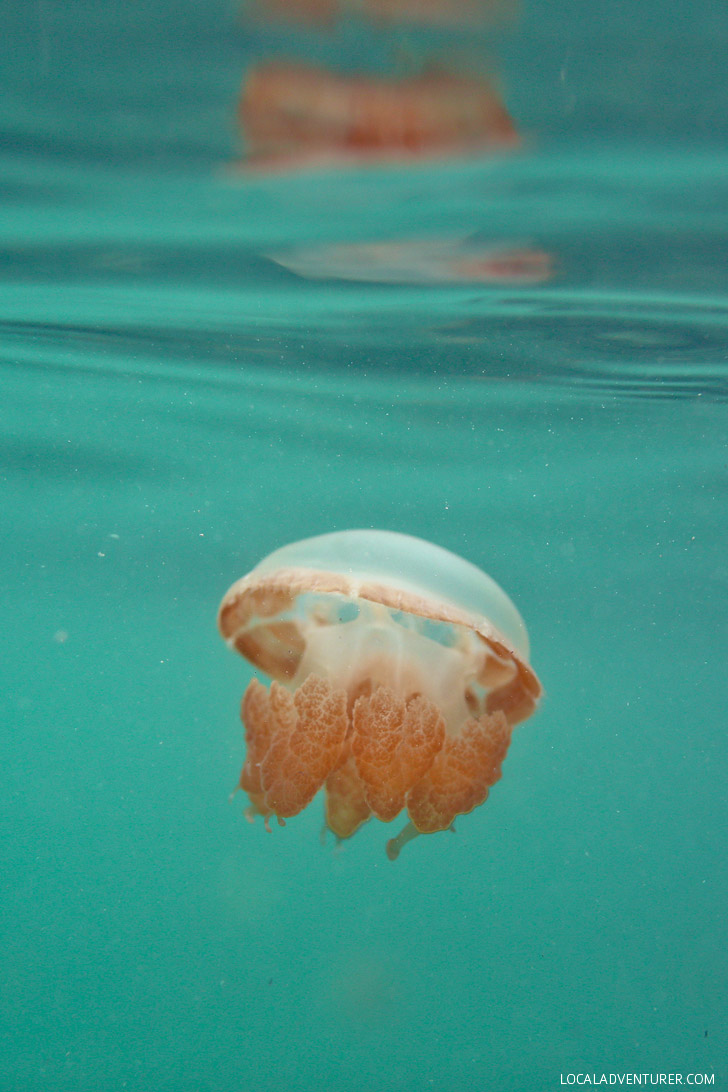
(217, 530, 542, 858)
(238, 63, 519, 172)
(246, 0, 516, 28)
(266, 236, 553, 285)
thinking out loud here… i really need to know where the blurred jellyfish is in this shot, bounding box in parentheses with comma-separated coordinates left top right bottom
(245, 0, 516, 29)
(237, 63, 518, 171)
(267, 236, 552, 284)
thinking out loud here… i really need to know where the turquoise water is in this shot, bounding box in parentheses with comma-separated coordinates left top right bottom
(2, 1, 727, 1090)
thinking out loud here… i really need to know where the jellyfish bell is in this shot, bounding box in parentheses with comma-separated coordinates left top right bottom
(217, 530, 542, 858)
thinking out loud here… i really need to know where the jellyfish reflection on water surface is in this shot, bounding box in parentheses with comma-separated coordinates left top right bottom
(238, 64, 518, 172)
(217, 531, 542, 858)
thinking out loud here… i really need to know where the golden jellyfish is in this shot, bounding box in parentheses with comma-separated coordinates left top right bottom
(267, 237, 553, 285)
(246, 0, 516, 28)
(217, 530, 542, 858)
(238, 63, 519, 172)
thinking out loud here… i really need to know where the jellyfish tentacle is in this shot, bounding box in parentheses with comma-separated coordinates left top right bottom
(238, 678, 276, 822)
(240, 673, 348, 821)
(325, 747, 371, 838)
(386, 821, 420, 861)
(406, 710, 511, 833)
(351, 686, 445, 822)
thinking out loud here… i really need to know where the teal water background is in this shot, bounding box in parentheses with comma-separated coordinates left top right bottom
(2, 1, 727, 1090)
